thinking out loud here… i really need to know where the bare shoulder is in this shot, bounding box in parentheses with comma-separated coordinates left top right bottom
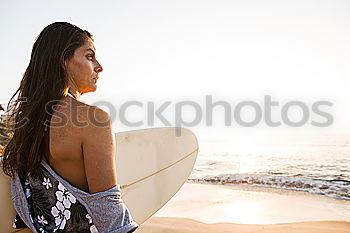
(51, 97, 113, 145)
(79, 103, 112, 132)
(79, 103, 114, 148)
(56, 97, 111, 129)
(76, 101, 117, 193)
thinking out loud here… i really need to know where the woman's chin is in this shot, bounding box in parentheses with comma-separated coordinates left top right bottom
(81, 87, 97, 94)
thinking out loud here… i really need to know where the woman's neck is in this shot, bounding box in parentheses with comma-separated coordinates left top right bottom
(67, 89, 81, 99)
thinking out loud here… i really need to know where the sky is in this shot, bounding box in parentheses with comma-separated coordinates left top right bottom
(1, 0, 350, 140)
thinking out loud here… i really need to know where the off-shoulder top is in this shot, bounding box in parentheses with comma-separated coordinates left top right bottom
(11, 160, 139, 233)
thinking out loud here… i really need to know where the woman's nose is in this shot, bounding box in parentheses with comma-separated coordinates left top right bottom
(95, 62, 103, 73)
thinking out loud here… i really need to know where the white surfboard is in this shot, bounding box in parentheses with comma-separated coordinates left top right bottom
(0, 127, 198, 232)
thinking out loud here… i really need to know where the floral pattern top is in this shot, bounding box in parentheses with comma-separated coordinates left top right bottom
(12, 163, 138, 233)
(13, 167, 99, 233)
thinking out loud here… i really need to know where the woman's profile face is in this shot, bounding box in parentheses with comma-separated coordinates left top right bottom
(65, 39, 103, 94)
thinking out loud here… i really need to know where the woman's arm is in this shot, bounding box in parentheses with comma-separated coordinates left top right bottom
(82, 107, 117, 194)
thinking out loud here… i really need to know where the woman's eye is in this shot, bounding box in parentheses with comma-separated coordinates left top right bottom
(87, 55, 94, 60)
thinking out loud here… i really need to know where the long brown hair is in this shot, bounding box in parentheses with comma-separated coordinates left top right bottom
(1, 22, 93, 180)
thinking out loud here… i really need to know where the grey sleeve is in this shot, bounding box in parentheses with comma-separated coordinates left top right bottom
(83, 186, 139, 233)
(11, 174, 38, 232)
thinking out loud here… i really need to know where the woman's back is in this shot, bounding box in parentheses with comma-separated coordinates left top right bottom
(49, 95, 118, 194)
(11, 95, 139, 232)
(49, 96, 90, 192)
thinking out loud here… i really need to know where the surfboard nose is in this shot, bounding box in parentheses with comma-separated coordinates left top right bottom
(174, 127, 199, 149)
(115, 127, 199, 224)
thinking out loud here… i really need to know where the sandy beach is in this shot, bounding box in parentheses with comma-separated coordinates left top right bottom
(135, 183, 350, 233)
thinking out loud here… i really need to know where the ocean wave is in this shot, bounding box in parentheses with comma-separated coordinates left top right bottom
(188, 174, 350, 201)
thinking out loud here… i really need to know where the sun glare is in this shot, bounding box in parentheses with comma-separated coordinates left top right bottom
(225, 200, 264, 224)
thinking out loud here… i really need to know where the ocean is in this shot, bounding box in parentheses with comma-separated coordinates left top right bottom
(188, 132, 350, 201)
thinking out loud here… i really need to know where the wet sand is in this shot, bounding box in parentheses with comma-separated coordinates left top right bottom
(135, 183, 350, 233)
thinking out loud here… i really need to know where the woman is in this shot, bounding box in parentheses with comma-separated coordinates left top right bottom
(1, 22, 139, 232)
